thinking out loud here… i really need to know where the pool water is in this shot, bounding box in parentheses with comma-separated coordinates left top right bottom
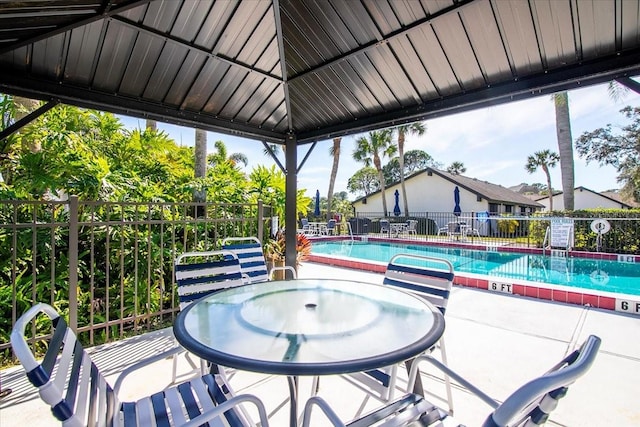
(311, 241, 640, 296)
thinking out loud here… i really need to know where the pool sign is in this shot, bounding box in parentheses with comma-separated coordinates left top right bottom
(616, 298, 640, 315)
(550, 218, 574, 249)
(489, 280, 513, 294)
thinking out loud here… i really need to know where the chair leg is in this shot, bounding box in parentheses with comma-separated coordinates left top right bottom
(439, 337, 454, 415)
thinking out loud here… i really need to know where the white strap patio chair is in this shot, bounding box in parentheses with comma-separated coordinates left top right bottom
(10, 303, 270, 427)
(302, 335, 601, 427)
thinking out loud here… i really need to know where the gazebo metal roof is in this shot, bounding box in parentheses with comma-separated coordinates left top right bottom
(1, 0, 640, 146)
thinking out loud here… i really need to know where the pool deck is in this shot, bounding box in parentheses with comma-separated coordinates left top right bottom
(1, 262, 640, 426)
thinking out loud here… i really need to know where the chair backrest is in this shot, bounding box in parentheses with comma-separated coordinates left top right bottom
(327, 219, 336, 230)
(447, 221, 460, 233)
(383, 254, 454, 314)
(10, 303, 118, 426)
(301, 218, 309, 228)
(175, 250, 244, 310)
(380, 219, 390, 232)
(486, 335, 601, 427)
(407, 220, 417, 231)
(222, 236, 269, 284)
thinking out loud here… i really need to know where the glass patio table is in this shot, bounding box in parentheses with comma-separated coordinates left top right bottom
(173, 278, 445, 427)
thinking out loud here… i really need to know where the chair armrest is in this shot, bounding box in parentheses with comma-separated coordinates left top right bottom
(407, 354, 500, 410)
(302, 396, 347, 427)
(181, 393, 270, 427)
(112, 346, 184, 395)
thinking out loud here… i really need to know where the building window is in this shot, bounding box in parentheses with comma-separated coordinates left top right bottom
(505, 205, 513, 213)
(489, 203, 498, 215)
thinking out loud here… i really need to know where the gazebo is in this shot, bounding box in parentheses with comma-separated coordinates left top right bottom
(1, 0, 639, 267)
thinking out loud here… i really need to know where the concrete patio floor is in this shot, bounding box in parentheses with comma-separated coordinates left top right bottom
(1, 262, 639, 426)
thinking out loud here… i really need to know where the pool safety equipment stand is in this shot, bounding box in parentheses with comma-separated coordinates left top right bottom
(590, 219, 611, 252)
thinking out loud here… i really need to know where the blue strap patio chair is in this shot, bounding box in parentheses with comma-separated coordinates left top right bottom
(302, 335, 601, 427)
(10, 303, 270, 427)
(336, 254, 455, 407)
(222, 236, 297, 282)
(222, 236, 270, 284)
(173, 250, 244, 382)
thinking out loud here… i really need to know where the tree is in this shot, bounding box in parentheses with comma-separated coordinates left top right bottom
(446, 161, 466, 175)
(145, 119, 157, 131)
(347, 167, 379, 197)
(575, 106, 640, 202)
(207, 140, 247, 168)
(382, 149, 440, 184)
(353, 129, 395, 215)
(326, 137, 341, 220)
(553, 92, 575, 210)
(393, 122, 425, 215)
(525, 150, 560, 211)
(194, 129, 207, 209)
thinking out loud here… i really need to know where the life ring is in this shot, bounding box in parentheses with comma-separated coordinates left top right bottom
(590, 219, 610, 234)
(590, 270, 609, 285)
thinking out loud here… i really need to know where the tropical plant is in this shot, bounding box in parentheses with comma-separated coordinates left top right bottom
(575, 106, 640, 202)
(264, 230, 311, 265)
(326, 137, 341, 221)
(525, 150, 560, 211)
(353, 129, 396, 215)
(446, 161, 466, 175)
(553, 92, 575, 210)
(393, 122, 426, 215)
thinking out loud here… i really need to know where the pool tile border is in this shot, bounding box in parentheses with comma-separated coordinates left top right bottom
(308, 237, 640, 316)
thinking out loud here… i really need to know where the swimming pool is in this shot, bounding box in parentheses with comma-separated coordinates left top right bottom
(310, 240, 640, 297)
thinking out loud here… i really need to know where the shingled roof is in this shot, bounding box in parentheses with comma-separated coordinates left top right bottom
(424, 169, 544, 207)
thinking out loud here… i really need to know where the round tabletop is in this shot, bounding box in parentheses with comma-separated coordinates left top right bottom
(173, 279, 445, 376)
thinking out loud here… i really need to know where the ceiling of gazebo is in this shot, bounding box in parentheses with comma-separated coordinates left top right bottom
(1, 0, 640, 145)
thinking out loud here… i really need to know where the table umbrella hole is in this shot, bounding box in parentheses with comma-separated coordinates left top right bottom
(305, 303, 317, 310)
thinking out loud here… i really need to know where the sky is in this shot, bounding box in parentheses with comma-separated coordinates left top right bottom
(119, 81, 639, 200)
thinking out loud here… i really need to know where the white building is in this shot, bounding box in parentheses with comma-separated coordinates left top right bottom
(534, 186, 635, 211)
(352, 168, 542, 216)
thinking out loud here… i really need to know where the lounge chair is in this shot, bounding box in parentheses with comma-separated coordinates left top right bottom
(302, 335, 601, 427)
(10, 303, 270, 427)
(321, 218, 337, 235)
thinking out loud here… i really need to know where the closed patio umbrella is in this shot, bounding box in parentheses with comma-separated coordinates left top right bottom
(453, 186, 462, 217)
(314, 189, 320, 217)
(393, 189, 401, 216)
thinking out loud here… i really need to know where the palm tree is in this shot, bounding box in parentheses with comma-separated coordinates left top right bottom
(525, 150, 560, 211)
(353, 129, 396, 215)
(326, 137, 341, 221)
(207, 140, 248, 168)
(553, 92, 574, 210)
(447, 161, 466, 175)
(394, 122, 426, 215)
(145, 119, 157, 131)
(194, 128, 207, 205)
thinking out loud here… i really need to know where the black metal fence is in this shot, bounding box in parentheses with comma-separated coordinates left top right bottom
(353, 211, 640, 254)
(0, 197, 272, 360)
